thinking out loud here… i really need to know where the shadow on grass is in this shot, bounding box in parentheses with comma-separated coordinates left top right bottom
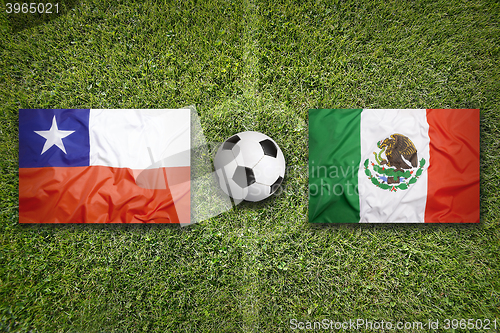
(308, 222, 482, 232)
(5, 0, 80, 33)
(17, 222, 188, 233)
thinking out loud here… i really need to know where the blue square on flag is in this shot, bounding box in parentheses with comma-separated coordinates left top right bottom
(19, 109, 90, 168)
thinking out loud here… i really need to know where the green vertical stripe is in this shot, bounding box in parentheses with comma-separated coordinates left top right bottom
(308, 109, 362, 223)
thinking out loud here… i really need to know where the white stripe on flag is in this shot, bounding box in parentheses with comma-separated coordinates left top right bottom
(358, 109, 430, 222)
(89, 109, 191, 169)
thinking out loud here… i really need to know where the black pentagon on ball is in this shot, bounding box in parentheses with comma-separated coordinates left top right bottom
(259, 139, 278, 158)
(270, 176, 283, 193)
(222, 135, 241, 150)
(232, 166, 256, 188)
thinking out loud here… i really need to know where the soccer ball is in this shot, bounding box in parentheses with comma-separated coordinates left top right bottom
(214, 131, 286, 202)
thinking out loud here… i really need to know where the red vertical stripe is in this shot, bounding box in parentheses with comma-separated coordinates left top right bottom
(425, 109, 480, 222)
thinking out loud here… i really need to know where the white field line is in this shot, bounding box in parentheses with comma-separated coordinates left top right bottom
(239, 0, 262, 331)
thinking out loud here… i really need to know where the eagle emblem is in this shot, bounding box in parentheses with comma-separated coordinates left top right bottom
(364, 134, 426, 192)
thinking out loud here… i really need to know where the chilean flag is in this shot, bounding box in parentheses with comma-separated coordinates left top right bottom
(19, 109, 191, 223)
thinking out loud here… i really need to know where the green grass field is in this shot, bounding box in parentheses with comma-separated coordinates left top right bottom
(1, 0, 499, 331)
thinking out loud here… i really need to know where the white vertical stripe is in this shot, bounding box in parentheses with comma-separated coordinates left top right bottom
(89, 109, 191, 169)
(358, 109, 429, 223)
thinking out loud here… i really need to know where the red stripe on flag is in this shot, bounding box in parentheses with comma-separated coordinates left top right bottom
(19, 166, 190, 223)
(425, 109, 480, 223)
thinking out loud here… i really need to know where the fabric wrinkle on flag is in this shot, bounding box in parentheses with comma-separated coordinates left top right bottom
(19, 108, 191, 223)
(308, 108, 480, 223)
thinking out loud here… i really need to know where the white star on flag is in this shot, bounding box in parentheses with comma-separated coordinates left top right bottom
(34, 116, 75, 154)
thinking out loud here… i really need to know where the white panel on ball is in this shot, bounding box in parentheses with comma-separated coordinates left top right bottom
(246, 182, 271, 202)
(276, 150, 286, 174)
(253, 155, 284, 186)
(233, 139, 264, 168)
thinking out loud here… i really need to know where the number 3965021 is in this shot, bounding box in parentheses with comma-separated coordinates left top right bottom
(6, 3, 59, 14)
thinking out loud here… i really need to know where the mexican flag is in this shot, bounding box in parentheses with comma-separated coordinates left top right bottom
(308, 109, 480, 223)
